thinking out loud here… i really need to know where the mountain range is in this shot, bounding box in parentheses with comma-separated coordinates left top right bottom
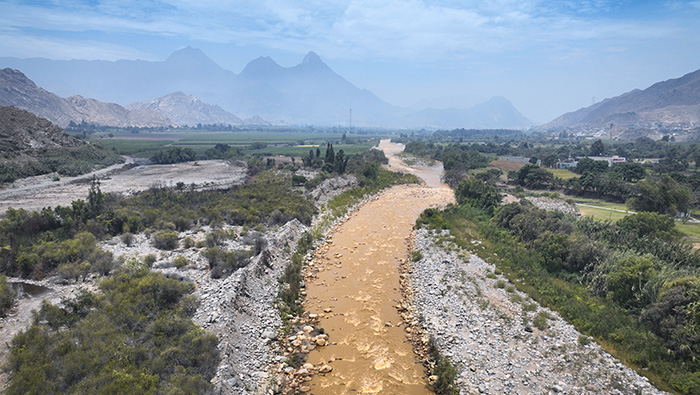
(539, 68, 700, 137)
(0, 47, 533, 129)
(0, 68, 172, 128)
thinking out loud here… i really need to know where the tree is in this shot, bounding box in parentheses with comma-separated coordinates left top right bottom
(610, 162, 645, 182)
(617, 212, 679, 241)
(590, 139, 605, 156)
(512, 164, 554, 189)
(334, 149, 348, 174)
(87, 178, 105, 218)
(574, 157, 609, 175)
(541, 154, 559, 168)
(324, 143, 335, 164)
(627, 176, 690, 216)
(455, 178, 502, 215)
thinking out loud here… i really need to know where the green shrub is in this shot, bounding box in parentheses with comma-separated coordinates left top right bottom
(5, 269, 219, 394)
(173, 256, 189, 269)
(152, 230, 179, 250)
(533, 311, 552, 330)
(182, 237, 195, 249)
(120, 232, 135, 247)
(411, 250, 423, 262)
(0, 275, 16, 316)
(143, 254, 157, 267)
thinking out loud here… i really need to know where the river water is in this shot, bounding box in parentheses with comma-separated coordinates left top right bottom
(304, 140, 454, 394)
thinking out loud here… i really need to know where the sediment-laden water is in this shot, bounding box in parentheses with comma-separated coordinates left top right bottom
(304, 140, 453, 394)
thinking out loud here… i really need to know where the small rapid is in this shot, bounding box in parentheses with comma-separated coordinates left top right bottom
(303, 140, 454, 394)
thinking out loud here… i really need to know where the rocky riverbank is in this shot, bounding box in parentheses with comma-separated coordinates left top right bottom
(407, 227, 666, 395)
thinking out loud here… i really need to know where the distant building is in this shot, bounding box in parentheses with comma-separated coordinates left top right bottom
(557, 156, 626, 169)
(587, 156, 626, 166)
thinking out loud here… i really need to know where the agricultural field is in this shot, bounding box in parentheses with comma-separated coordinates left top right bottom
(546, 167, 578, 179)
(92, 130, 385, 158)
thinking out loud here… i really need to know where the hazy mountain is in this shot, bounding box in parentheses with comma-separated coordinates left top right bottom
(540, 68, 700, 132)
(0, 48, 533, 129)
(129, 92, 243, 126)
(0, 68, 173, 128)
(0, 47, 236, 105)
(399, 96, 533, 129)
(0, 106, 82, 153)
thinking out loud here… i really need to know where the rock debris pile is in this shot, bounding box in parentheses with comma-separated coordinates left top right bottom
(523, 196, 580, 216)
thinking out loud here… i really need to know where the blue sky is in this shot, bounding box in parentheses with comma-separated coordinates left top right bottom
(1, 0, 699, 123)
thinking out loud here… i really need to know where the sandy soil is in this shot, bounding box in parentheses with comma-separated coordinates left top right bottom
(0, 159, 247, 214)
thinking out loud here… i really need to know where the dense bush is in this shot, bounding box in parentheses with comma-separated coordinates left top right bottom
(204, 247, 253, 279)
(152, 230, 180, 250)
(150, 147, 197, 164)
(0, 144, 123, 184)
(0, 275, 16, 316)
(6, 268, 219, 394)
(455, 178, 501, 215)
(419, 199, 700, 393)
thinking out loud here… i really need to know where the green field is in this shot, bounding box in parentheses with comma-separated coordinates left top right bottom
(95, 139, 174, 156)
(577, 205, 630, 222)
(574, 197, 700, 242)
(546, 168, 578, 180)
(92, 130, 384, 157)
(247, 143, 375, 157)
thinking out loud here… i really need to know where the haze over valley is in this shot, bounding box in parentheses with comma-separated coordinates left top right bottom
(2, 1, 700, 394)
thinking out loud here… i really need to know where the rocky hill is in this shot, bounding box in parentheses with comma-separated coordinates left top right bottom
(128, 91, 243, 127)
(0, 68, 173, 128)
(0, 106, 82, 153)
(539, 68, 700, 137)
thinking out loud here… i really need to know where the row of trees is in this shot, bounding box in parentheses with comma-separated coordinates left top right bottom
(0, 144, 123, 184)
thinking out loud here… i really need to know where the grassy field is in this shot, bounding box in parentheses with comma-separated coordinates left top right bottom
(547, 168, 578, 180)
(489, 159, 526, 172)
(577, 205, 630, 222)
(95, 139, 174, 156)
(572, 196, 700, 242)
(572, 197, 629, 211)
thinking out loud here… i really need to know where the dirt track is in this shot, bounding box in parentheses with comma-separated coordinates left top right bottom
(0, 159, 247, 214)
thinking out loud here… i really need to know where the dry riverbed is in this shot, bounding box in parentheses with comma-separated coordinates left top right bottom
(0, 159, 247, 214)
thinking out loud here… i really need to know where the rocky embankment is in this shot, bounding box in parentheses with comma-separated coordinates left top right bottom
(193, 220, 307, 394)
(523, 196, 580, 216)
(99, 219, 308, 394)
(407, 228, 665, 395)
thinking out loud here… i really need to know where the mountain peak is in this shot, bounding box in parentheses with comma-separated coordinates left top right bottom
(240, 56, 283, 78)
(299, 51, 330, 71)
(303, 51, 322, 65)
(165, 46, 221, 70)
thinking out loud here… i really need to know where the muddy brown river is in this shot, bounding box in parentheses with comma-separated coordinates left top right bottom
(304, 140, 454, 394)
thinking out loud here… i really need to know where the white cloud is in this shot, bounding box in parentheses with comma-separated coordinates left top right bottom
(0, 32, 153, 61)
(0, 0, 696, 66)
